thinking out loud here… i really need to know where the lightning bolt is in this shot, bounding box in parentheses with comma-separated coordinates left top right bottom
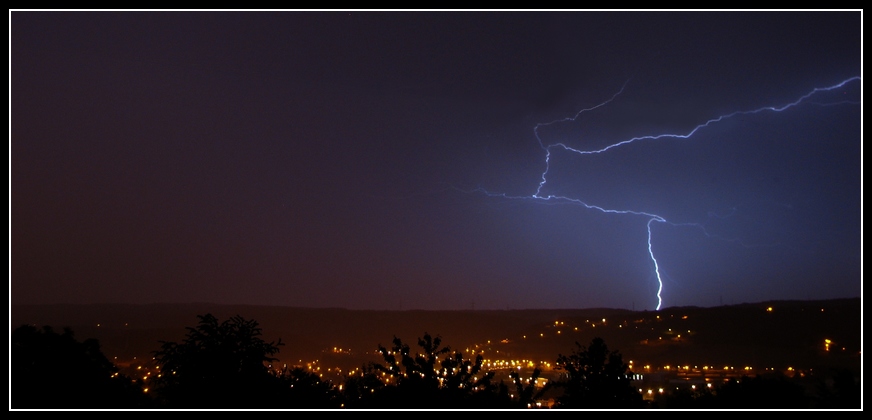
(474, 76, 860, 310)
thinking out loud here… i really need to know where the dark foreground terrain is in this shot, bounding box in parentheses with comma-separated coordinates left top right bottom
(11, 298, 861, 409)
(12, 298, 860, 375)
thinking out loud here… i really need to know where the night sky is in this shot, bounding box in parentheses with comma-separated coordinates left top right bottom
(11, 11, 861, 311)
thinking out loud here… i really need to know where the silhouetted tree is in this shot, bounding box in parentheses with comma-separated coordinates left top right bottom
(808, 368, 860, 408)
(340, 362, 389, 407)
(507, 367, 549, 408)
(277, 366, 342, 408)
(653, 384, 717, 409)
(551, 337, 644, 409)
(11, 324, 149, 409)
(712, 373, 810, 409)
(353, 332, 505, 408)
(151, 313, 286, 408)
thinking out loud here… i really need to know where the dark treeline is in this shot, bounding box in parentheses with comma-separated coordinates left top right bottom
(11, 313, 859, 410)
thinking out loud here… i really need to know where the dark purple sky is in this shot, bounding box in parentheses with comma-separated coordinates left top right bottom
(11, 11, 861, 311)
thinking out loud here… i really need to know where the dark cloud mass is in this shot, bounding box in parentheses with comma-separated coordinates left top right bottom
(11, 11, 861, 310)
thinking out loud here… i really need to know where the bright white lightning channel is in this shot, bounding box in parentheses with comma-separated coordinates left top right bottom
(478, 76, 860, 311)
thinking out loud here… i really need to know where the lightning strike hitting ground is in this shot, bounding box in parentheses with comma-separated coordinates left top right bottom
(476, 76, 860, 310)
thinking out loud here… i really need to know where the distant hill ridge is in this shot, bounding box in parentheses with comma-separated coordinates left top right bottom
(11, 298, 860, 373)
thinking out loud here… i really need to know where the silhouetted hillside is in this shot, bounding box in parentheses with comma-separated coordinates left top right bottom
(11, 298, 860, 375)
